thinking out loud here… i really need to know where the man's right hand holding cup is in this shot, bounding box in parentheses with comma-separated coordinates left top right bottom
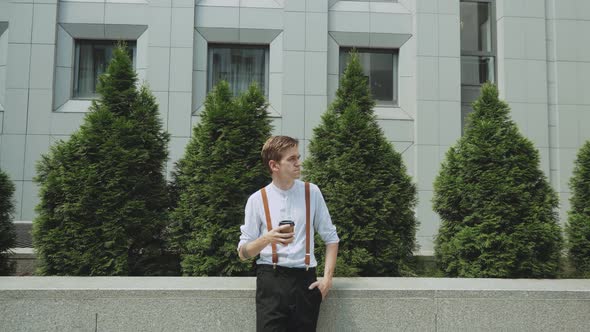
(264, 223, 295, 246)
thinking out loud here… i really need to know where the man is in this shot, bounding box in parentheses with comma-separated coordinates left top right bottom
(238, 136, 339, 332)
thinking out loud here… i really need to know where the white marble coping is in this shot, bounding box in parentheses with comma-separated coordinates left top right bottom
(1, 277, 589, 292)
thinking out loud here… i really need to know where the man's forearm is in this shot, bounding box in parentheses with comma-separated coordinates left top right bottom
(323, 243, 339, 279)
(239, 235, 270, 261)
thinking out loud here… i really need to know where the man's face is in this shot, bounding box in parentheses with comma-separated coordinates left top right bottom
(274, 146, 301, 180)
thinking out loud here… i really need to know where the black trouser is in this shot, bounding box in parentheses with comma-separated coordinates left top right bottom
(256, 264, 323, 332)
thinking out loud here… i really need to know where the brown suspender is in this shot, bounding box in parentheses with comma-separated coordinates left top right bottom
(261, 182, 311, 270)
(260, 187, 278, 266)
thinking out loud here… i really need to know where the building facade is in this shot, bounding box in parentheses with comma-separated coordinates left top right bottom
(1, 0, 589, 255)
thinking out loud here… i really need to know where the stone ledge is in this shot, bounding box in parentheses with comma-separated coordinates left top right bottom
(2, 276, 590, 291)
(1, 277, 589, 331)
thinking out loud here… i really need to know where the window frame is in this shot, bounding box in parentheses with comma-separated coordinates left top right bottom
(72, 39, 137, 100)
(206, 43, 270, 97)
(339, 47, 399, 107)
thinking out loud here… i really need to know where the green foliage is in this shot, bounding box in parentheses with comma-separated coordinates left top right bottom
(170, 81, 272, 276)
(304, 52, 418, 277)
(0, 169, 16, 275)
(433, 83, 563, 278)
(33, 44, 175, 276)
(566, 140, 590, 277)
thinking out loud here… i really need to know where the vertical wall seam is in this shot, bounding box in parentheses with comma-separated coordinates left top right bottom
(20, 3, 35, 219)
(167, 2, 173, 135)
(103, 0, 106, 37)
(545, 0, 559, 190)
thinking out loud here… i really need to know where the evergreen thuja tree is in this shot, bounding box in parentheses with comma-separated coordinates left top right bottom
(170, 82, 272, 276)
(0, 169, 16, 275)
(33, 44, 172, 276)
(304, 52, 418, 277)
(433, 83, 562, 278)
(566, 140, 590, 276)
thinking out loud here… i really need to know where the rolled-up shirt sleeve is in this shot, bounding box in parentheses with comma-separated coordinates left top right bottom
(237, 193, 261, 252)
(313, 185, 339, 244)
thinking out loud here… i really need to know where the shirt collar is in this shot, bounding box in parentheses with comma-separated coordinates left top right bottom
(270, 180, 298, 196)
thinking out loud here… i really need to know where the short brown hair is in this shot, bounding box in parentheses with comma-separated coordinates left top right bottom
(261, 136, 299, 173)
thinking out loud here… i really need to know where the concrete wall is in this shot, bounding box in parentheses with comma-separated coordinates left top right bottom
(412, 0, 461, 254)
(1, 277, 590, 331)
(9, 249, 37, 276)
(543, 0, 590, 222)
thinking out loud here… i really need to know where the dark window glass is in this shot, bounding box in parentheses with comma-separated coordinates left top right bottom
(339, 48, 398, 105)
(461, 55, 495, 86)
(73, 40, 136, 99)
(460, 2, 492, 53)
(460, 1, 495, 130)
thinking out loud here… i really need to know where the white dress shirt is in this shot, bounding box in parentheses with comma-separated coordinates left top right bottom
(238, 180, 339, 268)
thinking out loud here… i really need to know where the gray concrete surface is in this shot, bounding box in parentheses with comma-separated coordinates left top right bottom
(9, 249, 36, 276)
(1, 277, 589, 331)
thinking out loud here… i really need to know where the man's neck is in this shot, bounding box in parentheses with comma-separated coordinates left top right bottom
(272, 177, 295, 191)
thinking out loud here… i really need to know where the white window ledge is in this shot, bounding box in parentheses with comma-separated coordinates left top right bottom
(55, 100, 93, 113)
(374, 106, 413, 121)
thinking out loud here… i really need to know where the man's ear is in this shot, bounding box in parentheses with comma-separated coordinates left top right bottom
(269, 160, 279, 173)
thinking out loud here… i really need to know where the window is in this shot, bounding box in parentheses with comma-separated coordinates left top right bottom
(208, 44, 269, 96)
(73, 40, 137, 99)
(339, 48, 399, 106)
(460, 0, 496, 129)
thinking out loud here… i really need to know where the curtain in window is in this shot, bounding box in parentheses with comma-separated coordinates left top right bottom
(74, 41, 136, 99)
(76, 43, 96, 98)
(210, 47, 266, 96)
